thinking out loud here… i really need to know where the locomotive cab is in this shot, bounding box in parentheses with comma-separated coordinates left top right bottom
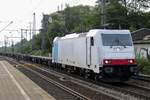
(94, 30, 137, 82)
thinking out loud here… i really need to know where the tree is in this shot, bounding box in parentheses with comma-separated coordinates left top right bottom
(119, 0, 150, 12)
(64, 5, 98, 32)
(96, 0, 150, 29)
(8, 3, 150, 55)
(106, 0, 128, 29)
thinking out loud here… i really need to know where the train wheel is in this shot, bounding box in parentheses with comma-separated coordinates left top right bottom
(95, 74, 102, 82)
(84, 69, 91, 79)
(94, 74, 99, 81)
(79, 69, 84, 76)
(84, 73, 90, 79)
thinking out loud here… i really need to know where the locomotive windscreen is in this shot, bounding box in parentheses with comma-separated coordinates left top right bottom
(101, 34, 133, 46)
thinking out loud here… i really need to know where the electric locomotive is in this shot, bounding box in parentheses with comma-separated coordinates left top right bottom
(52, 29, 137, 82)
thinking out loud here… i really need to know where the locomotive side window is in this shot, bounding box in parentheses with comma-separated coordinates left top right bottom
(91, 37, 94, 46)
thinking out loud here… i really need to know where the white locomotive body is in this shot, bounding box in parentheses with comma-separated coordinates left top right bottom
(52, 29, 137, 82)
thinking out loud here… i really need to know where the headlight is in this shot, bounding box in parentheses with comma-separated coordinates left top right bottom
(103, 59, 111, 64)
(128, 59, 135, 64)
(105, 60, 109, 64)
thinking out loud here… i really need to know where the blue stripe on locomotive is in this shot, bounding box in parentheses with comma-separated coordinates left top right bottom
(52, 41, 58, 62)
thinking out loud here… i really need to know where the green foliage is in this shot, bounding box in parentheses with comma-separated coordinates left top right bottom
(106, 0, 128, 29)
(31, 34, 41, 50)
(111, 0, 150, 12)
(136, 57, 150, 75)
(30, 50, 49, 56)
(64, 5, 98, 32)
(14, 39, 32, 54)
(3, 2, 150, 57)
(97, 0, 150, 29)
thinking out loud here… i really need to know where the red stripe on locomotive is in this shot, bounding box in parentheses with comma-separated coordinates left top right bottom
(103, 59, 135, 65)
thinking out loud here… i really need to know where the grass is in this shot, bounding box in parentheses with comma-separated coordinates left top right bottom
(136, 57, 150, 75)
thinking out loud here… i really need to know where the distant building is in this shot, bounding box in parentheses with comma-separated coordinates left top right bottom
(131, 28, 150, 59)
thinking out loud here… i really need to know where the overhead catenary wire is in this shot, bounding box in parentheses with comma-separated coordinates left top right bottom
(0, 21, 13, 33)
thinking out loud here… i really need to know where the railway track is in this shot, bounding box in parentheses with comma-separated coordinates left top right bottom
(19, 66, 83, 100)
(19, 62, 150, 100)
(3, 56, 150, 100)
(38, 65, 150, 99)
(27, 64, 150, 100)
(132, 75, 150, 82)
(2, 57, 90, 100)
(22, 66, 91, 100)
(94, 80, 150, 100)
(5, 57, 117, 100)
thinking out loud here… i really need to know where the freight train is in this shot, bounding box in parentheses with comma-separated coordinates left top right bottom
(0, 29, 137, 82)
(52, 29, 137, 82)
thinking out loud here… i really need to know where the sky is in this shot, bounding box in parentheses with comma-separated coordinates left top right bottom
(0, 0, 97, 47)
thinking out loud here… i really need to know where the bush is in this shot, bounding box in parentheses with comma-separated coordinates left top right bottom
(30, 50, 50, 57)
(136, 57, 150, 75)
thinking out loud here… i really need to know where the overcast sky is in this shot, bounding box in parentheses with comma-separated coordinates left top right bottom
(0, 0, 97, 46)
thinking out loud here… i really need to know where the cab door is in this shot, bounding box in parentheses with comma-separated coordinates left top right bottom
(86, 37, 93, 66)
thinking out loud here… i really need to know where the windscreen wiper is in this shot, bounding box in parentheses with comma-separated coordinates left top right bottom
(119, 40, 126, 48)
(110, 38, 126, 48)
